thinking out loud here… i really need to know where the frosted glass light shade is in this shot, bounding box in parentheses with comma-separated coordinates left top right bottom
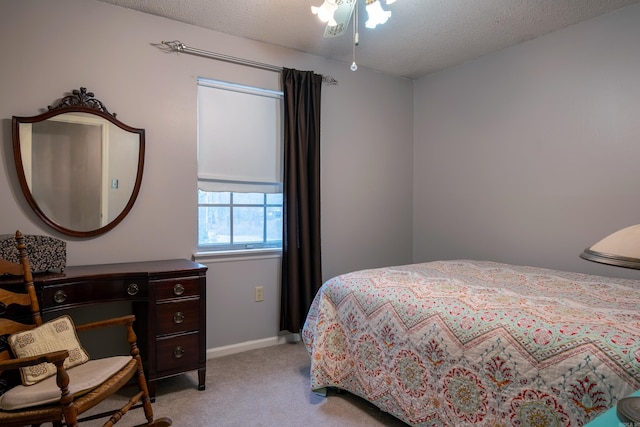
(311, 1, 338, 26)
(580, 224, 640, 270)
(365, 0, 391, 29)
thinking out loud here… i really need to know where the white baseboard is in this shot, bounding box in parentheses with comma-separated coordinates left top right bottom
(206, 333, 301, 359)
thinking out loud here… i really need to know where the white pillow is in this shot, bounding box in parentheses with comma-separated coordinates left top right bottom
(8, 315, 90, 386)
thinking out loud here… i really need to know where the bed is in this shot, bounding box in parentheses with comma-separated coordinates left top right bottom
(302, 260, 640, 426)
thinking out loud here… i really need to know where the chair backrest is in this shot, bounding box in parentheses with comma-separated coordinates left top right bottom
(0, 231, 43, 393)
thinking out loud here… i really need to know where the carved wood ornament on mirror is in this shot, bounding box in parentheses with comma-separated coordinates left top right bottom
(12, 88, 145, 237)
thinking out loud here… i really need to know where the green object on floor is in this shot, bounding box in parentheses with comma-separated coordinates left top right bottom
(585, 390, 640, 427)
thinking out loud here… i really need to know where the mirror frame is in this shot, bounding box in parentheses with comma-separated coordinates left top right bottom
(12, 88, 145, 237)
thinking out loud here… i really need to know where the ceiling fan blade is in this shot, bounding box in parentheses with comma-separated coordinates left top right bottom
(323, 0, 357, 38)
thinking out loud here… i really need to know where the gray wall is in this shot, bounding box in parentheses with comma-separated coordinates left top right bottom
(413, 3, 640, 280)
(3, 0, 639, 353)
(0, 0, 414, 351)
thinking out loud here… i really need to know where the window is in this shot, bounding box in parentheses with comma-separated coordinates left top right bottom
(197, 78, 283, 251)
(198, 191, 282, 250)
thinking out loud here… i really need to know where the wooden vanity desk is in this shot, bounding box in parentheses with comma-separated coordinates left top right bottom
(2, 259, 208, 399)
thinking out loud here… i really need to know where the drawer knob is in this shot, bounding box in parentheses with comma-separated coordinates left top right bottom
(173, 346, 185, 358)
(173, 283, 185, 296)
(173, 311, 185, 324)
(127, 283, 139, 296)
(54, 290, 67, 304)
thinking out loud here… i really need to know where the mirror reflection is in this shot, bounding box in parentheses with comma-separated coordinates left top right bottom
(12, 88, 145, 237)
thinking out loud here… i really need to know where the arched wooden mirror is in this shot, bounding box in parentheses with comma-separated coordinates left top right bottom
(12, 88, 145, 237)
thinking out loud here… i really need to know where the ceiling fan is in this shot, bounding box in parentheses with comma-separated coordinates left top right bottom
(311, 0, 396, 37)
(310, 0, 397, 71)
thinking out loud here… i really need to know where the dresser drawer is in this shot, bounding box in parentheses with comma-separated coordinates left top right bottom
(156, 299, 200, 336)
(41, 279, 148, 309)
(154, 277, 200, 301)
(156, 333, 199, 372)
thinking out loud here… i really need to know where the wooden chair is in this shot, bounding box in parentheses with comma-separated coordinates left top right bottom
(0, 230, 172, 427)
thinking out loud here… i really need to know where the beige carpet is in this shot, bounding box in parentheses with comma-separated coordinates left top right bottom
(81, 342, 409, 426)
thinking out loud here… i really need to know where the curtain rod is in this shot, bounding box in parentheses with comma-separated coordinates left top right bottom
(159, 40, 338, 85)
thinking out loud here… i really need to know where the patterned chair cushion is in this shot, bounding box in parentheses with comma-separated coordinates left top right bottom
(8, 315, 90, 385)
(0, 356, 133, 410)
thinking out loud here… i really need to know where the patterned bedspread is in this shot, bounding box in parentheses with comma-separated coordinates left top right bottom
(302, 260, 640, 426)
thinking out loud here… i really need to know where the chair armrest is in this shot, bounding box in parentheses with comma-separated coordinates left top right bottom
(0, 349, 72, 407)
(0, 349, 69, 370)
(74, 314, 136, 333)
(75, 314, 141, 357)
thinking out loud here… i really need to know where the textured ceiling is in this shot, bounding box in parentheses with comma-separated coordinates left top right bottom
(96, 0, 640, 79)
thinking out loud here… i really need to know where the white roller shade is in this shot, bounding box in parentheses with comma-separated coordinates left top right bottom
(197, 78, 283, 193)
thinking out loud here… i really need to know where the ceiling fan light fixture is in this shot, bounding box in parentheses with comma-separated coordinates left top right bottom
(311, 0, 397, 71)
(365, 0, 391, 29)
(311, 0, 339, 26)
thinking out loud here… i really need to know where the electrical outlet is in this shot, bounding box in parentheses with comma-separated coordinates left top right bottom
(255, 286, 264, 302)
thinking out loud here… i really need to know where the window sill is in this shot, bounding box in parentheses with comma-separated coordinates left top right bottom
(193, 248, 282, 263)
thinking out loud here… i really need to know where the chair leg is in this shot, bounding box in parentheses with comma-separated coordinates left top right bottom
(136, 357, 156, 424)
(104, 391, 144, 427)
(55, 358, 78, 427)
(126, 324, 158, 425)
(121, 318, 171, 425)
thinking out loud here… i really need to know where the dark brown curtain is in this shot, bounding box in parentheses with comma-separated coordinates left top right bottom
(280, 68, 323, 333)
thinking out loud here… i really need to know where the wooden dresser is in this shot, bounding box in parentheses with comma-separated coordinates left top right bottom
(1, 259, 208, 399)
